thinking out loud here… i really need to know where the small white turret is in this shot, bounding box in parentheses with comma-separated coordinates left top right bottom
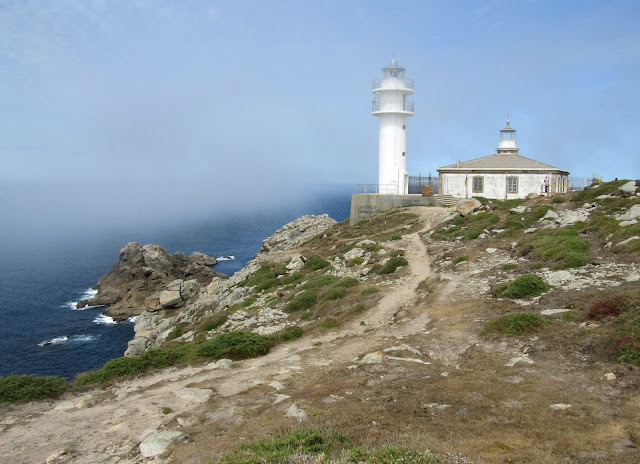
(372, 59, 414, 194)
(497, 120, 519, 154)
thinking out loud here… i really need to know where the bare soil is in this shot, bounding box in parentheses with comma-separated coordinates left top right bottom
(2, 206, 640, 464)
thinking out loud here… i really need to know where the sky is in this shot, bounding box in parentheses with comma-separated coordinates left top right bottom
(1, 0, 639, 246)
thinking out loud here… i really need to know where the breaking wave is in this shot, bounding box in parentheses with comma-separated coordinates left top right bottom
(39, 334, 96, 347)
(63, 287, 99, 310)
(93, 314, 116, 325)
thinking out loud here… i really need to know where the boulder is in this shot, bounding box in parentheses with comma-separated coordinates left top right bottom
(359, 351, 388, 365)
(77, 242, 224, 320)
(344, 247, 365, 260)
(139, 430, 188, 458)
(457, 198, 482, 217)
(159, 290, 183, 308)
(259, 214, 337, 255)
(175, 388, 213, 402)
(617, 236, 640, 247)
(540, 210, 559, 221)
(554, 209, 590, 227)
(285, 403, 307, 419)
(510, 206, 527, 214)
(286, 254, 306, 273)
(617, 204, 640, 221)
(189, 251, 217, 266)
(620, 181, 638, 194)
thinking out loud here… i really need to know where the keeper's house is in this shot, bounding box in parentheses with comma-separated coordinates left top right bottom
(437, 121, 569, 199)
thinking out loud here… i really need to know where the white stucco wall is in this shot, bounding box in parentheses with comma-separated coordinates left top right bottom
(439, 172, 569, 199)
(378, 113, 408, 194)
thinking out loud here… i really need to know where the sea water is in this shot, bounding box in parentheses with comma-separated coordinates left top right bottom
(0, 193, 351, 379)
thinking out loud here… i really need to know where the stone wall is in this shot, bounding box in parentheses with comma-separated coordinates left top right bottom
(350, 194, 434, 224)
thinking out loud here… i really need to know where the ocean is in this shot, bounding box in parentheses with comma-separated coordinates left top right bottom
(0, 192, 351, 380)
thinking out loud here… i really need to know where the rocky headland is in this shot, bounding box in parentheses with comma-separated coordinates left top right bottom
(3, 183, 640, 464)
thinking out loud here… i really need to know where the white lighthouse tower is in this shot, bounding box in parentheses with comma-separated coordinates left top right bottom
(372, 58, 414, 194)
(496, 120, 520, 154)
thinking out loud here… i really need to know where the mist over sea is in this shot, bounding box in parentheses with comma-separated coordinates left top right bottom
(0, 189, 351, 380)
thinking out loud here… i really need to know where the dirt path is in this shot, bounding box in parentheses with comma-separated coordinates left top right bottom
(0, 207, 453, 464)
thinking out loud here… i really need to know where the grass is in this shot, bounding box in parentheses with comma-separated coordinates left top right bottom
(200, 314, 228, 332)
(361, 288, 379, 295)
(483, 312, 546, 336)
(370, 257, 408, 275)
(453, 256, 468, 264)
(197, 331, 274, 360)
(434, 212, 500, 241)
(502, 263, 517, 271)
(318, 318, 338, 329)
(0, 374, 68, 403)
(320, 287, 347, 302)
(333, 277, 360, 288)
(167, 323, 188, 341)
(552, 196, 567, 204)
(571, 179, 627, 203)
(286, 290, 317, 312)
(306, 254, 331, 271)
(218, 427, 441, 464)
(517, 225, 590, 269)
(237, 264, 287, 292)
(302, 274, 339, 290)
(493, 274, 549, 299)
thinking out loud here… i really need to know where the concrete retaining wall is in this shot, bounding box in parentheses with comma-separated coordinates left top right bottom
(350, 194, 435, 225)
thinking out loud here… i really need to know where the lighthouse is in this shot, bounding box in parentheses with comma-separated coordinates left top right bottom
(496, 120, 520, 154)
(372, 58, 414, 194)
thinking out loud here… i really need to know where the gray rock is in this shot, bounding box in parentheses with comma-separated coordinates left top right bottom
(510, 206, 527, 214)
(540, 309, 571, 316)
(274, 394, 291, 404)
(189, 251, 217, 266)
(344, 247, 365, 260)
(159, 290, 183, 308)
(526, 192, 539, 199)
(383, 343, 423, 356)
(620, 181, 638, 194)
(550, 404, 572, 411)
(359, 351, 388, 364)
(540, 209, 559, 221)
(617, 236, 640, 247)
(555, 209, 590, 227)
(457, 198, 482, 217)
(617, 204, 640, 221)
(505, 355, 534, 367)
(285, 403, 307, 419)
(139, 430, 188, 458)
(286, 254, 306, 273)
(259, 214, 337, 255)
(620, 219, 638, 227)
(269, 381, 286, 390)
(175, 388, 213, 402)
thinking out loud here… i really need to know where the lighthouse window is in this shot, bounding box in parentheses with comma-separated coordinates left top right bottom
(402, 152, 405, 157)
(507, 176, 518, 193)
(403, 125, 406, 130)
(472, 176, 484, 193)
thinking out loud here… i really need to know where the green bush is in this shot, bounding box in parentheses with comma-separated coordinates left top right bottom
(0, 375, 68, 403)
(302, 274, 339, 290)
(273, 327, 304, 342)
(76, 356, 150, 386)
(317, 318, 338, 329)
(199, 314, 228, 332)
(453, 256, 468, 264)
(320, 287, 347, 302)
(493, 274, 549, 299)
(167, 323, 188, 341)
(552, 196, 567, 204)
(388, 234, 402, 241)
(237, 264, 286, 292)
(571, 179, 627, 203)
(347, 257, 364, 267)
(197, 331, 273, 360)
(518, 227, 590, 269)
(361, 287, 379, 295)
(306, 255, 330, 271)
(502, 263, 517, 271)
(483, 312, 546, 336)
(286, 290, 317, 312)
(333, 277, 359, 288)
(371, 257, 408, 274)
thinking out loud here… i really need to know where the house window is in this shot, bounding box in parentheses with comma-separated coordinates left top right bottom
(472, 176, 484, 193)
(507, 176, 518, 193)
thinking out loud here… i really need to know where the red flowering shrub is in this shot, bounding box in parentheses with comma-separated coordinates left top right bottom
(586, 295, 629, 320)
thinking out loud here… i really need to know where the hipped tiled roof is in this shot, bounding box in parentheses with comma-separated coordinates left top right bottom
(438, 154, 568, 173)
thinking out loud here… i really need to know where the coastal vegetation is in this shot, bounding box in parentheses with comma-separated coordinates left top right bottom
(482, 312, 546, 336)
(0, 374, 68, 403)
(218, 427, 441, 464)
(492, 274, 549, 299)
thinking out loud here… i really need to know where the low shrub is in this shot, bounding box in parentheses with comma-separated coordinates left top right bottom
(199, 314, 228, 332)
(388, 234, 402, 241)
(320, 287, 347, 302)
(306, 255, 330, 271)
(502, 263, 517, 271)
(333, 277, 359, 288)
(318, 318, 338, 329)
(391, 249, 405, 257)
(237, 264, 286, 292)
(361, 288, 379, 295)
(587, 295, 629, 320)
(302, 274, 339, 290)
(350, 304, 366, 313)
(286, 291, 317, 312)
(454, 256, 468, 264)
(493, 274, 549, 299)
(197, 331, 273, 360)
(273, 327, 304, 342)
(483, 312, 546, 336)
(76, 356, 150, 386)
(616, 334, 640, 363)
(0, 374, 68, 403)
(347, 257, 364, 267)
(361, 242, 383, 252)
(371, 257, 408, 275)
(167, 323, 188, 341)
(552, 196, 567, 204)
(517, 226, 590, 269)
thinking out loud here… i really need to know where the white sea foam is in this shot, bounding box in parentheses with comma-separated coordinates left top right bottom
(217, 255, 236, 261)
(93, 314, 116, 325)
(126, 316, 138, 323)
(39, 336, 68, 347)
(63, 288, 99, 310)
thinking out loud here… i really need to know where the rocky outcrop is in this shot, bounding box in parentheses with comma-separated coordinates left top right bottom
(259, 214, 337, 255)
(78, 243, 223, 320)
(457, 198, 482, 217)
